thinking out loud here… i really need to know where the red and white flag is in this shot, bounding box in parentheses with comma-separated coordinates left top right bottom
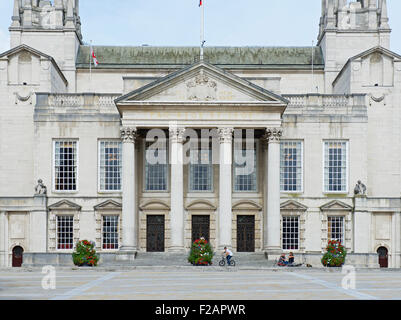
(90, 45, 99, 67)
(199, 0, 202, 7)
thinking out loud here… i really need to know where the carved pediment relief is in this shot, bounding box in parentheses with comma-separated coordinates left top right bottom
(185, 70, 217, 101)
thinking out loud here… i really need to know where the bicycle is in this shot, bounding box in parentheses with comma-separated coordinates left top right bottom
(219, 255, 236, 267)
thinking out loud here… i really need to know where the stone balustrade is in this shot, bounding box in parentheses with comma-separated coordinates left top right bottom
(36, 93, 121, 109)
(283, 94, 367, 108)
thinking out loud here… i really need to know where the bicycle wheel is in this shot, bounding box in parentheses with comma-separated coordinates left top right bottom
(230, 260, 236, 267)
(219, 259, 225, 266)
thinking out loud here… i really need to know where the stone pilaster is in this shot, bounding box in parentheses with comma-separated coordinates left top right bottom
(264, 128, 283, 256)
(119, 127, 138, 258)
(217, 127, 234, 249)
(169, 126, 186, 252)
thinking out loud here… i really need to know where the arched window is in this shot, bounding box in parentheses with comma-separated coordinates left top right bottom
(18, 51, 32, 85)
(369, 53, 383, 87)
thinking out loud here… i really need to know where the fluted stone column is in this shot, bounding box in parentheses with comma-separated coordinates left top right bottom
(265, 128, 283, 255)
(218, 127, 234, 249)
(119, 127, 138, 255)
(169, 126, 186, 252)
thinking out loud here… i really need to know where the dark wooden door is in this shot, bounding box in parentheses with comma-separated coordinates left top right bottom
(12, 246, 23, 267)
(237, 215, 255, 252)
(192, 215, 210, 243)
(147, 215, 165, 252)
(377, 247, 388, 268)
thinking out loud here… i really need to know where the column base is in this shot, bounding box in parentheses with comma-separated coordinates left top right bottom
(264, 247, 282, 261)
(168, 246, 186, 253)
(116, 251, 137, 262)
(116, 247, 137, 262)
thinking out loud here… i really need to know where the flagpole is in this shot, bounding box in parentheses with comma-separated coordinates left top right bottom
(90, 40, 93, 92)
(200, 0, 205, 61)
(311, 40, 314, 93)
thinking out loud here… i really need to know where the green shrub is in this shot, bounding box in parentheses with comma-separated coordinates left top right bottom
(72, 240, 99, 267)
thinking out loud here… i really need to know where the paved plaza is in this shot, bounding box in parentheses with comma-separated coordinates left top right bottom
(0, 267, 400, 300)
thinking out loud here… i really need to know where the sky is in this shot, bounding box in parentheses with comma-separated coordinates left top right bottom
(0, 0, 400, 53)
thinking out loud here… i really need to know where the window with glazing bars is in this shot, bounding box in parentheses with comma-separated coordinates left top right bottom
(57, 215, 73, 249)
(99, 141, 122, 191)
(280, 141, 303, 192)
(234, 143, 257, 192)
(189, 147, 212, 192)
(324, 141, 347, 192)
(102, 216, 119, 250)
(54, 140, 77, 191)
(145, 140, 167, 191)
(282, 216, 299, 250)
(328, 216, 345, 244)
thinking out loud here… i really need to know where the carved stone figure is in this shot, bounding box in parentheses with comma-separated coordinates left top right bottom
(35, 179, 47, 195)
(354, 180, 367, 196)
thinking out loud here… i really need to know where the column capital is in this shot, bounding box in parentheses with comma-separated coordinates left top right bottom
(169, 126, 186, 144)
(217, 127, 234, 144)
(265, 128, 283, 143)
(120, 127, 138, 143)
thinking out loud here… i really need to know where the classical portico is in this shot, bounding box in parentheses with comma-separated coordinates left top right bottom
(115, 61, 287, 255)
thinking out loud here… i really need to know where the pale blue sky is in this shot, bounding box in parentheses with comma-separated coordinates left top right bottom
(1, 0, 400, 53)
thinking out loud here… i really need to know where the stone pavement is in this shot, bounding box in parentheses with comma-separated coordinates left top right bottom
(0, 266, 400, 300)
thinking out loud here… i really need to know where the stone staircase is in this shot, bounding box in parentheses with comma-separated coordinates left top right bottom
(100, 251, 277, 268)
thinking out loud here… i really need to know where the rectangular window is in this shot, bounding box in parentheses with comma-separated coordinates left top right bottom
(280, 141, 303, 192)
(102, 216, 119, 250)
(282, 216, 299, 250)
(54, 140, 77, 191)
(57, 215, 73, 250)
(189, 148, 213, 192)
(328, 216, 345, 244)
(324, 141, 348, 192)
(145, 140, 168, 191)
(234, 143, 257, 192)
(99, 141, 122, 191)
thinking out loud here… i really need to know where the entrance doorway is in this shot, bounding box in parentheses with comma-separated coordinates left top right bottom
(192, 215, 210, 243)
(377, 246, 388, 268)
(237, 215, 255, 252)
(146, 215, 165, 252)
(12, 246, 24, 267)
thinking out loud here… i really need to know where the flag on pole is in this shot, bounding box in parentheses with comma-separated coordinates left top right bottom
(90, 45, 99, 67)
(199, 0, 202, 7)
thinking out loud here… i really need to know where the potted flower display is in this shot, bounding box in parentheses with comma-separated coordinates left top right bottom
(321, 240, 347, 267)
(72, 240, 99, 267)
(188, 237, 214, 266)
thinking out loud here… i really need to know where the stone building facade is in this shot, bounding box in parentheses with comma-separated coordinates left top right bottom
(0, 0, 400, 268)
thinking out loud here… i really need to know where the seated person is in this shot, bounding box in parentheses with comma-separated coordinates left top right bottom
(277, 253, 288, 266)
(288, 252, 295, 265)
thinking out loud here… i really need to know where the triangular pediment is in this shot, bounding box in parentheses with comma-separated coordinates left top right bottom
(0, 44, 67, 85)
(320, 200, 352, 212)
(350, 46, 401, 62)
(115, 61, 288, 104)
(48, 200, 81, 211)
(280, 200, 308, 211)
(94, 200, 122, 211)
